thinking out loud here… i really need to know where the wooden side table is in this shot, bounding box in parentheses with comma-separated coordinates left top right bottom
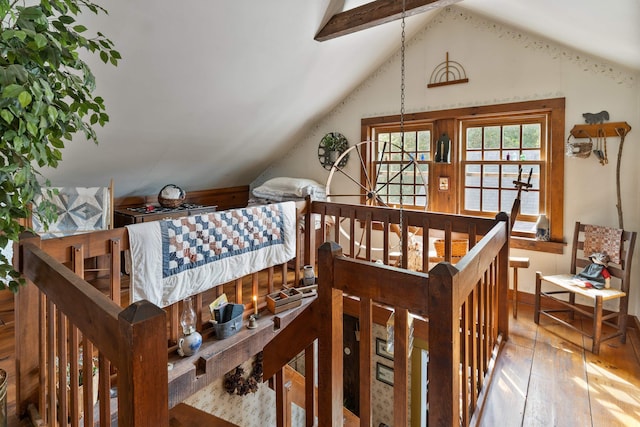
(114, 204, 217, 227)
(509, 256, 530, 318)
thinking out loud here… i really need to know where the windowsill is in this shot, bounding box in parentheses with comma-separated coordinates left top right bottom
(511, 236, 565, 254)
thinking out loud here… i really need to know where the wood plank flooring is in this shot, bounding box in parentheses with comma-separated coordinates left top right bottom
(1, 291, 639, 426)
(479, 303, 640, 427)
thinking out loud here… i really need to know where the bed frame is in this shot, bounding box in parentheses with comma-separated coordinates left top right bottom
(14, 200, 510, 426)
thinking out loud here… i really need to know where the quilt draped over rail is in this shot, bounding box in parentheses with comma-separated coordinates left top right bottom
(126, 202, 296, 307)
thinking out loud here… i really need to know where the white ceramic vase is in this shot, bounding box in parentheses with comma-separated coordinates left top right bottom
(535, 214, 550, 241)
(177, 331, 202, 357)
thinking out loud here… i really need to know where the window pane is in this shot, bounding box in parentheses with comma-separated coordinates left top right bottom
(483, 126, 500, 149)
(417, 131, 431, 154)
(404, 132, 417, 152)
(484, 151, 500, 161)
(482, 189, 499, 212)
(501, 164, 520, 188)
(503, 125, 520, 149)
(523, 124, 541, 148)
(522, 150, 540, 161)
(465, 164, 481, 186)
(501, 190, 517, 213)
(465, 188, 480, 211)
(390, 132, 402, 149)
(466, 151, 482, 161)
(467, 127, 482, 149)
(483, 165, 499, 188)
(521, 190, 540, 215)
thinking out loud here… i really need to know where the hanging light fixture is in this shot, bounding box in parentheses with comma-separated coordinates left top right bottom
(398, 0, 408, 266)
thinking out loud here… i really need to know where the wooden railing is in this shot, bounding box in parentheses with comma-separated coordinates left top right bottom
(15, 202, 305, 426)
(264, 202, 510, 426)
(17, 232, 168, 427)
(15, 201, 509, 426)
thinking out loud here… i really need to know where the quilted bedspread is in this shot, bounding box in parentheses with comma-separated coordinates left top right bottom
(126, 202, 296, 307)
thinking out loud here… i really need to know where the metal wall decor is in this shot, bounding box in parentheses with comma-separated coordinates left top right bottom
(427, 52, 469, 88)
(318, 132, 349, 170)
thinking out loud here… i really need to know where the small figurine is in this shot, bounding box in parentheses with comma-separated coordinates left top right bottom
(582, 110, 609, 125)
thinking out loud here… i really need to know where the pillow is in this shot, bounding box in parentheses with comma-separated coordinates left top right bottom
(252, 177, 326, 201)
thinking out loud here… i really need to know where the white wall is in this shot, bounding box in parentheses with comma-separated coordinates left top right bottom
(254, 7, 640, 316)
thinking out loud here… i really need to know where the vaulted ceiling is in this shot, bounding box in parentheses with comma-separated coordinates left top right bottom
(46, 0, 639, 197)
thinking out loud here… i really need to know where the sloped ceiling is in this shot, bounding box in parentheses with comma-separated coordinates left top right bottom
(43, 0, 639, 198)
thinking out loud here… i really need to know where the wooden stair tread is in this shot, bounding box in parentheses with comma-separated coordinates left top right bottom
(169, 403, 239, 427)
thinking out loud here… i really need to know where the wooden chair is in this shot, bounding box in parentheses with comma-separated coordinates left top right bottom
(534, 221, 636, 355)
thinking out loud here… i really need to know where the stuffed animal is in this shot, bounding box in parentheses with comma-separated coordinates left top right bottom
(582, 110, 609, 125)
(576, 252, 611, 289)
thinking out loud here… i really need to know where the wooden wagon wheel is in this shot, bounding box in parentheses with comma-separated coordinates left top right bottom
(324, 140, 428, 254)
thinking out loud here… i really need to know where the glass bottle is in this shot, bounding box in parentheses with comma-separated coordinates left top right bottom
(180, 296, 197, 335)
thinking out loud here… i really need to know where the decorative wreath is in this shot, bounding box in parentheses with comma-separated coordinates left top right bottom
(318, 132, 349, 170)
(223, 352, 263, 396)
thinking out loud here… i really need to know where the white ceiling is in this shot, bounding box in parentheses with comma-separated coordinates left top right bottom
(48, 0, 640, 197)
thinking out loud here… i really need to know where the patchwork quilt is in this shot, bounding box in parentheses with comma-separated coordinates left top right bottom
(127, 202, 296, 307)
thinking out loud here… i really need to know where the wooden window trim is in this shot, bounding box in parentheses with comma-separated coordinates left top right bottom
(361, 98, 566, 253)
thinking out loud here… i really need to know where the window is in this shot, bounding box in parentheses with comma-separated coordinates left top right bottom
(370, 124, 432, 209)
(361, 98, 565, 251)
(461, 115, 546, 225)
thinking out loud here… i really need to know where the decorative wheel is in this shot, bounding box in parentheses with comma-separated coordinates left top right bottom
(325, 140, 428, 254)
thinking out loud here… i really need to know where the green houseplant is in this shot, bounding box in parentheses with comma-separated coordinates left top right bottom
(0, 0, 120, 291)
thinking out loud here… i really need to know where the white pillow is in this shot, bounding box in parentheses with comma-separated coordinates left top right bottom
(252, 177, 325, 201)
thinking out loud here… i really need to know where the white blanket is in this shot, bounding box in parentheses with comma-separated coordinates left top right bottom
(127, 202, 296, 307)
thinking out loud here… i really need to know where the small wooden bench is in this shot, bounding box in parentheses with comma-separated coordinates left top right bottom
(169, 403, 239, 427)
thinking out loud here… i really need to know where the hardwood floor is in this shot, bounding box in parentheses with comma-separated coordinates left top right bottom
(1, 292, 639, 426)
(479, 303, 640, 427)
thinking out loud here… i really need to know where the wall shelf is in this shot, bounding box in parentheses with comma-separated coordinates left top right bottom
(569, 122, 631, 139)
(568, 121, 632, 229)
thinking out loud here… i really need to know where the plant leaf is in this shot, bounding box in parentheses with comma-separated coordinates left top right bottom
(18, 91, 32, 107)
(0, 110, 13, 124)
(2, 84, 23, 99)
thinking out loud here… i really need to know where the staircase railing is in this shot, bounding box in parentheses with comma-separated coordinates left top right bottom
(264, 203, 510, 426)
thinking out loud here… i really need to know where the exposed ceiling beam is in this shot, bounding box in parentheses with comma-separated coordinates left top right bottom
(315, 0, 462, 41)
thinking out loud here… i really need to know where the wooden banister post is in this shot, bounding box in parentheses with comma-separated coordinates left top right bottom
(304, 196, 315, 267)
(428, 262, 459, 426)
(117, 300, 168, 427)
(15, 232, 42, 417)
(304, 342, 316, 426)
(496, 212, 510, 341)
(316, 242, 343, 426)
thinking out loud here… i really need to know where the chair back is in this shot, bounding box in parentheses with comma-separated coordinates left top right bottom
(571, 221, 637, 293)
